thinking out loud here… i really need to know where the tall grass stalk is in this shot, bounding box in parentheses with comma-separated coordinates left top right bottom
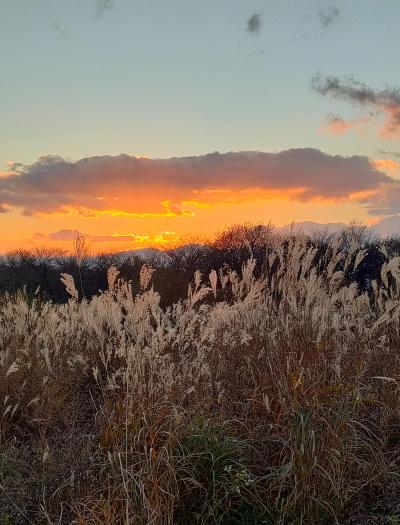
(1, 235, 400, 523)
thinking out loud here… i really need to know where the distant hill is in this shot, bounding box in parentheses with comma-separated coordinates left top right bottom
(82, 216, 400, 266)
(277, 221, 346, 235)
(369, 215, 400, 237)
(277, 216, 400, 238)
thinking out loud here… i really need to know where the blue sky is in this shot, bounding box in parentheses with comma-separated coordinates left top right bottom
(1, 0, 400, 166)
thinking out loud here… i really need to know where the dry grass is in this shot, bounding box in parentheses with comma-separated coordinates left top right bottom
(1, 235, 400, 524)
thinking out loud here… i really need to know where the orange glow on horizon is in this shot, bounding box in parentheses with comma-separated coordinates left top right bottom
(0, 192, 375, 255)
(5, 185, 363, 228)
(2, 147, 397, 254)
(2, 157, 396, 254)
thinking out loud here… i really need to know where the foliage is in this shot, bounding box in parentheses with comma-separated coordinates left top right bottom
(1, 232, 400, 523)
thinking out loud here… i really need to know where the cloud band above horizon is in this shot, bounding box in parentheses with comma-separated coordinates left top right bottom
(0, 148, 398, 219)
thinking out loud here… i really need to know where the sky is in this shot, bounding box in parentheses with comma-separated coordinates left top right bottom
(1, 0, 400, 253)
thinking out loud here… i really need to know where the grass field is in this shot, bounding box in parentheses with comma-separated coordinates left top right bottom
(2, 235, 400, 524)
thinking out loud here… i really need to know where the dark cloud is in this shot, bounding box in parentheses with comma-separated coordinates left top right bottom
(312, 74, 400, 136)
(95, 0, 114, 17)
(360, 184, 400, 216)
(377, 149, 400, 159)
(246, 13, 262, 34)
(312, 74, 381, 104)
(0, 149, 397, 217)
(318, 6, 340, 29)
(50, 20, 67, 36)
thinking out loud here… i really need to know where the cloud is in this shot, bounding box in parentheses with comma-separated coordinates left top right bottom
(34, 229, 179, 245)
(318, 6, 340, 29)
(95, 0, 114, 17)
(322, 113, 369, 135)
(324, 113, 355, 135)
(312, 74, 400, 137)
(377, 149, 400, 159)
(0, 149, 399, 217)
(359, 184, 400, 216)
(50, 19, 68, 37)
(372, 159, 400, 175)
(246, 13, 262, 34)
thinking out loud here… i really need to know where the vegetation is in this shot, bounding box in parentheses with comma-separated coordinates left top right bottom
(0, 223, 395, 304)
(2, 226, 400, 523)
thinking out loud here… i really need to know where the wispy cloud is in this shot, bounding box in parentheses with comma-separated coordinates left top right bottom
(0, 149, 398, 218)
(246, 13, 262, 34)
(325, 113, 354, 134)
(50, 19, 68, 37)
(312, 74, 400, 137)
(322, 113, 369, 135)
(377, 149, 400, 159)
(318, 6, 341, 29)
(95, 0, 115, 18)
(34, 229, 179, 246)
(360, 184, 400, 216)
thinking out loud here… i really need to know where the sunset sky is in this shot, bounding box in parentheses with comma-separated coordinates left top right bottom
(1, 0, 400, 253)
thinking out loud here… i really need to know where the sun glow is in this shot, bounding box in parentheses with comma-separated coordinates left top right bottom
(1, 149, 398, 254)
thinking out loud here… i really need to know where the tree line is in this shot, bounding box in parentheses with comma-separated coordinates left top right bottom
(1, 223, 400, 304)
